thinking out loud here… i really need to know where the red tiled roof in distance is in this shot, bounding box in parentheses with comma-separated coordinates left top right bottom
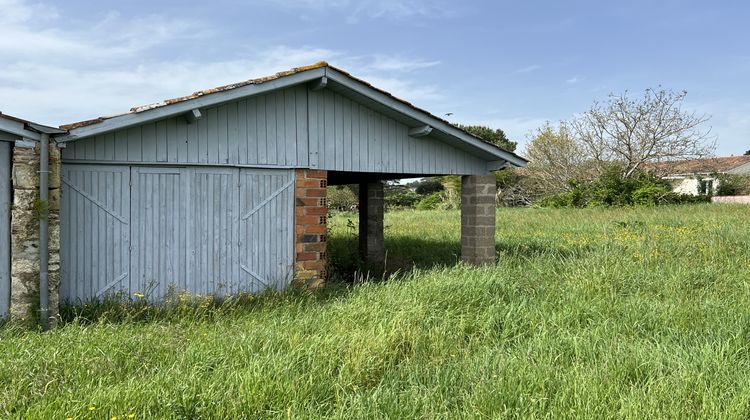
(649, 155, 750, 174)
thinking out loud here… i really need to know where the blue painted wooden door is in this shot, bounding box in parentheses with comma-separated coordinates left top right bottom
(61, 164, 294, 302)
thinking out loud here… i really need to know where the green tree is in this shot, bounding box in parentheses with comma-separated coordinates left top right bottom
(744, 150, 750, 156)
(457, 125, 517, 152)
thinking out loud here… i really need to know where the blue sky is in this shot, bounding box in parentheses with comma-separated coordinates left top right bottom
(1, 0, 748, 155)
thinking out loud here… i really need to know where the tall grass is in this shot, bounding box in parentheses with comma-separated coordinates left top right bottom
(2, 204, 750, 418)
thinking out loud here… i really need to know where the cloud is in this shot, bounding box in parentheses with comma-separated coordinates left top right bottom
(514, 65, 541, 74)
(255, 0, 455, 23)
(0, 0, 444, 127)
(566, 76, 580, 84)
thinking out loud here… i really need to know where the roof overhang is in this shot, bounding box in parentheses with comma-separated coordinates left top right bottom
(0, 113, 65, 141)
(57, 64, 528, 167)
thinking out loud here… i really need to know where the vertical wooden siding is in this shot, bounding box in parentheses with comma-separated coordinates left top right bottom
(62, 86, 491, 175)
(63, 85, 309, 168)
(0, 142, 11, 317)
(60, 164, 294, 301)
(307, 89, 489, 174)
(60, 165, 131, 301)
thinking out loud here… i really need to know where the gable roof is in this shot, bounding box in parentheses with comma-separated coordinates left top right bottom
(0, 112, 66, 141)
(58, 62, 527, 167)
(651, 155, 750, 175)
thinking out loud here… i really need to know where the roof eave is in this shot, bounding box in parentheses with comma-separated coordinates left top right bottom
(57, 67, 327, 142)
(323, 67, 528, 167)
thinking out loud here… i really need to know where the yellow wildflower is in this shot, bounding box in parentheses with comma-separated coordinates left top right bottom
(88, 405, 96, 411)
(134, 292, 145, 299)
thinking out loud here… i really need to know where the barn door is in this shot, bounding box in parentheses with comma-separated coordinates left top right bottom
(130, 167, 186, 298)
(0, 141, 11, 317)
(185, 167, 239, 296)
(60, 165, 130, 301)
(238, 169, 295, 292)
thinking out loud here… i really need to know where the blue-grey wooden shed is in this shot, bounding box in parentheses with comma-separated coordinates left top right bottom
(56, 62, 526, 302)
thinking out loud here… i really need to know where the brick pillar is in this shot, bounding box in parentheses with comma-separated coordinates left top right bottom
(10, 140, 60, 325)
(359, 181, 384, 269)
(294, 169, 327, 288)
(461, 175, 496, 265)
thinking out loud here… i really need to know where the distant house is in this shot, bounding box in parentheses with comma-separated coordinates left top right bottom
(651, 156, 750, 196)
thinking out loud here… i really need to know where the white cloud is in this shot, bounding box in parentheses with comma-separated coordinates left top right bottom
(0, 0, 443, 127)
(256, 0, 455, 22)
(566, 76, 580, 84)
(514, 64, 541, 74)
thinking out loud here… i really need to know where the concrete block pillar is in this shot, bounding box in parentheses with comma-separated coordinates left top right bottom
(461, 175, 496, 265)
(359, 181, 385, 269)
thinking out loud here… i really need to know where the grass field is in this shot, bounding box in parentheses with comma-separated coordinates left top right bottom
(2, 204, 750, 418)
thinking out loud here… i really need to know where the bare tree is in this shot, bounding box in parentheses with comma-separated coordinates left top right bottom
(569, 88, 715, 177)
(524, 122, 589, 193)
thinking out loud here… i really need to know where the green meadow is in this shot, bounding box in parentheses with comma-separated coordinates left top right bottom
(2, 204, 750, 418)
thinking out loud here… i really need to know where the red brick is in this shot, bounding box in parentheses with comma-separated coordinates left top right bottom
(296, 179, 321, 188)
(296, 197, 319, 207)
(306, 170, 328, 179)
(303, 225, 327, 234)
(305, 206, 327, 216)
(296, 252, 318, 261)
(295, 208, 306, 217)
(296, 215, 321, 225)
(305, 189, 326, 197)
(303, 242, 326, 252)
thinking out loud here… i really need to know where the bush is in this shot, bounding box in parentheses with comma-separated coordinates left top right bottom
(415, 192, 444, 210)
(384, 184, 421, 210)
(716, 174, 750, 196)
(414, 179, 444, 195)
(536, 165, 707, 208)
(327, 186, 358, 211)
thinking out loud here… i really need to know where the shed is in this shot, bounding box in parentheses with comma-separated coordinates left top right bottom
(47, 62, 526, 304)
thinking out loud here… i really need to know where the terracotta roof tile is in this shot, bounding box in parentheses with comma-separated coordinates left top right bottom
(650, 156, 750, 174)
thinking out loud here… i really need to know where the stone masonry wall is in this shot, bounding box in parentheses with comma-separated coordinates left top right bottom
(293, 169, 328, 288)
(9, 140, 60, 325)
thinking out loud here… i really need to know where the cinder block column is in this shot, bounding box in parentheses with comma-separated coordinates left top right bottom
(359, 181, 385, 269)
(9, 140, 60, 325)
(461, 175, 496, 265)
(293, 169, 328, 288)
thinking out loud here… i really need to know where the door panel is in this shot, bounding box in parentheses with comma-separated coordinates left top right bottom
(60, 165, 130, 302)
(61, 164, 294, 301)
(130, 167, 185, 298)
(239, 169, 295, 292)
(186, 167, 239, 296)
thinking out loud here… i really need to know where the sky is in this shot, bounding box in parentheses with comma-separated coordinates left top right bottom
(1, 0, 748, 155)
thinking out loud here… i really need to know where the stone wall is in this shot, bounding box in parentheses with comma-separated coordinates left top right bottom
(293, 169, 328, 288)
(9, 140, 60, 325)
